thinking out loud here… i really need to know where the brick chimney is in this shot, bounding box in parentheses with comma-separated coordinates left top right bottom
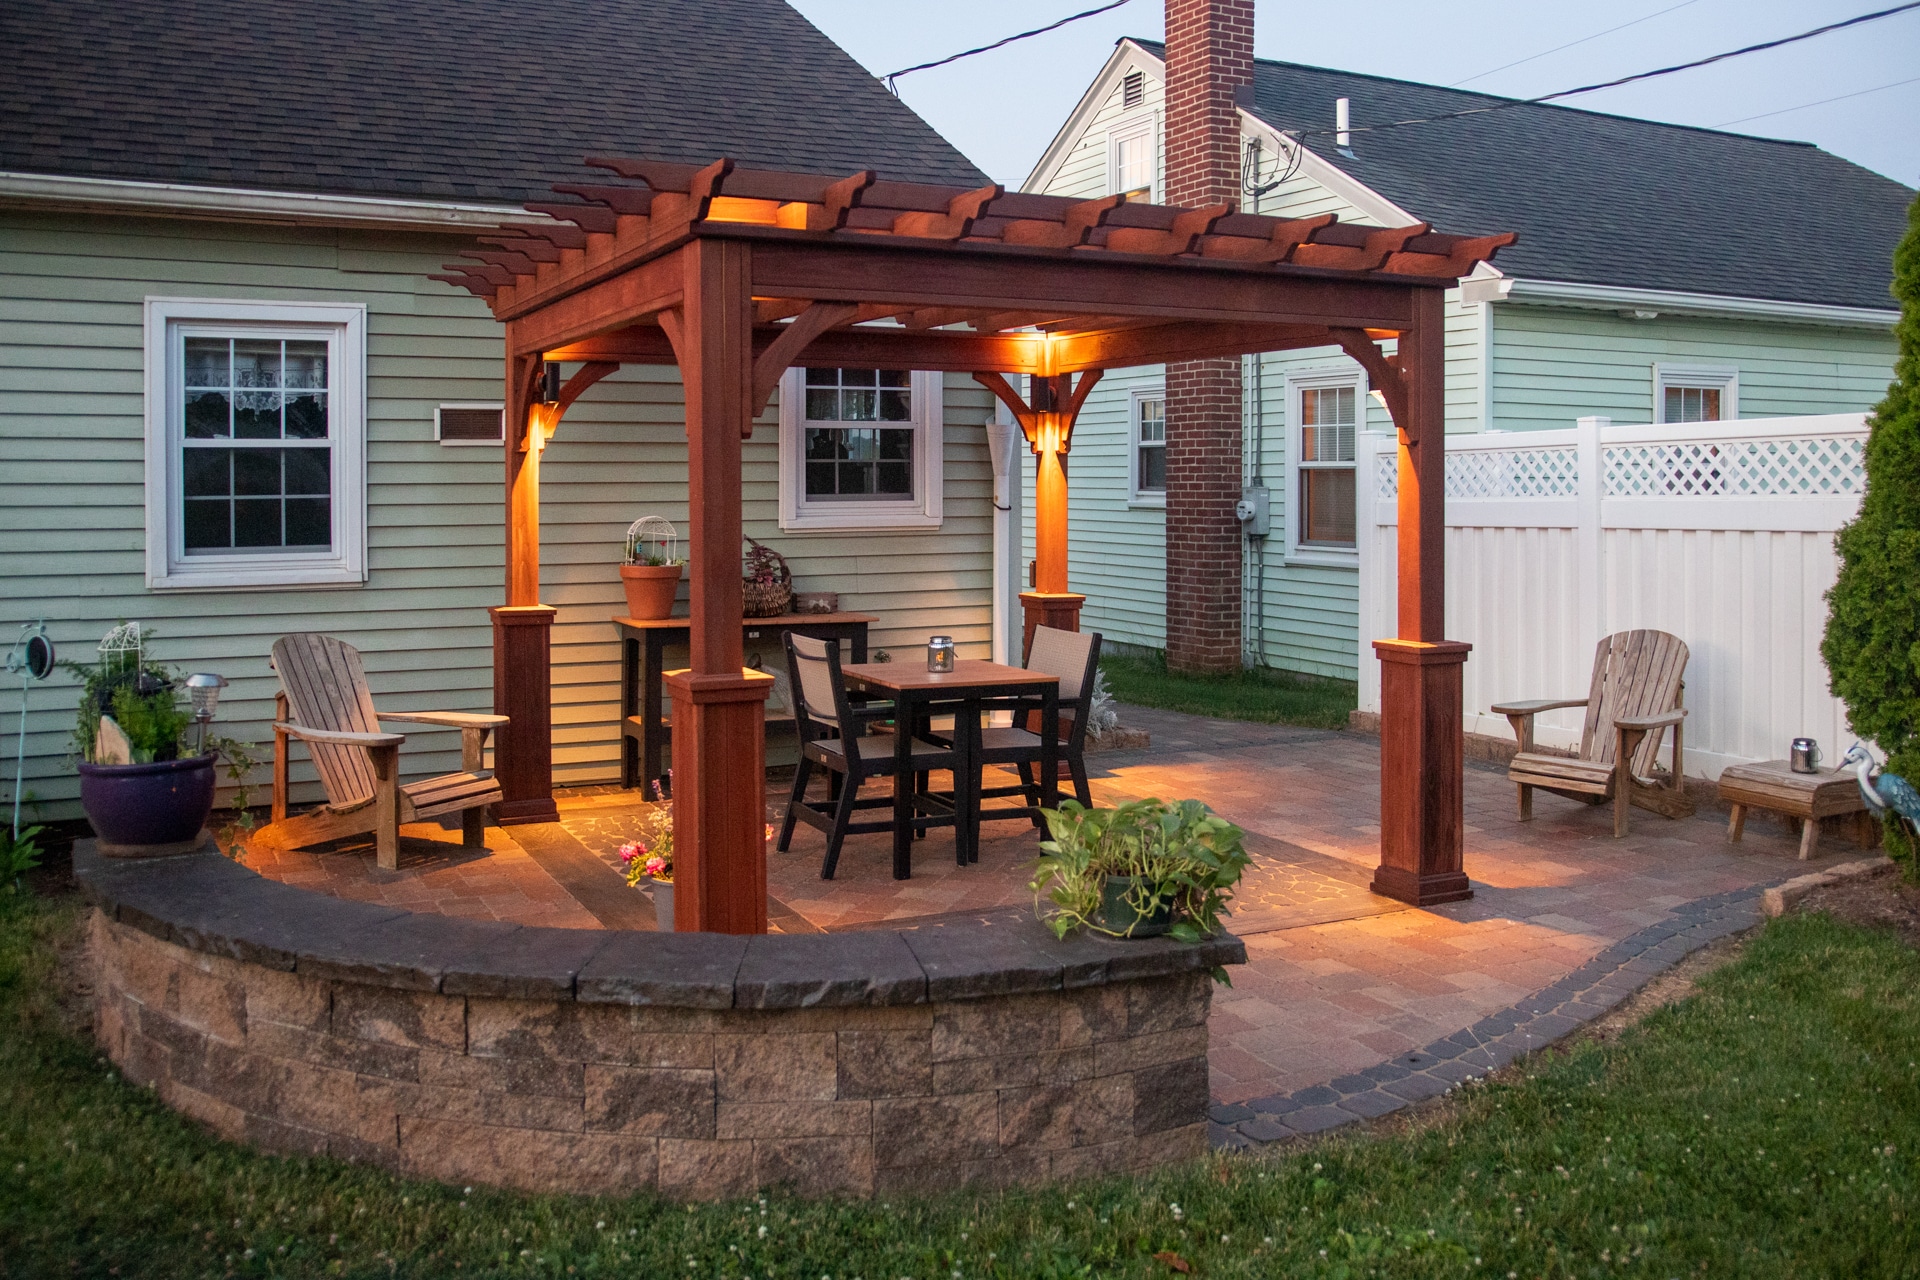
(1162, 0, 1252, 673)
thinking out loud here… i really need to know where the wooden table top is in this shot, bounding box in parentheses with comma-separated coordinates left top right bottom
(840, 658, 1057, 694)
(1719, 759, 1868, 814)
(613, 611, 877, 631)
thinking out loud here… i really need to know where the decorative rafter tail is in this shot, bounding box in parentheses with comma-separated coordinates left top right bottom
(429, 272, 496, 297)
(808, 169, 878, 232)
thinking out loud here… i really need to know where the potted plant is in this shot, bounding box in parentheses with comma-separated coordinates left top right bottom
(69, 638, 216, 857)
(619, 790, 677, 931)
(1030, 798, 1249, 949)
(620, 788, 777, 932)
(620, 516, 684, 621)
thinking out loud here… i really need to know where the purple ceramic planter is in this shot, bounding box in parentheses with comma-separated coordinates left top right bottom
(78, 754, 216, 855)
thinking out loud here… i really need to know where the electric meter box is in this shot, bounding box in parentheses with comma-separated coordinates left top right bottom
(1235, 486, 1271, 538)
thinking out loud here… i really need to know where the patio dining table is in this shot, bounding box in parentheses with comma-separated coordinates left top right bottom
(839, 658, 1059, 877)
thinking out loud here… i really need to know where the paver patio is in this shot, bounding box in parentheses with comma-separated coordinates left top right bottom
(239, 704, 1853, 1109)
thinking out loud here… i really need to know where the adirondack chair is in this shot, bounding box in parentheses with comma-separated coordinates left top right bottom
(1492, 629, 1693, 838)
(259, 634, 508, 870)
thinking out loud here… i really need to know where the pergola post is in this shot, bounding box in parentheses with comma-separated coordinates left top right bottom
(492, 349, 559, 824)
(1370, 287, 1472, 906)
(664, 238, 773, 934)
(976, 371, 1099, 658)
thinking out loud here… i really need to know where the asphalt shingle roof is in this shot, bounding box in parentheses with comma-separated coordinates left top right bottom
(0, 0, 986, 204)
(1133, 41, 1912, 311)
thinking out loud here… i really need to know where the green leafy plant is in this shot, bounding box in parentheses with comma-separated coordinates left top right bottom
(107, 683, 193, 763)
(205, 734, 263, 854)
(1823, 193, 1920, 875)
(0, 824, 42, 893)
(64, 642, 195, 764)
(1029, 798, 1249, 952)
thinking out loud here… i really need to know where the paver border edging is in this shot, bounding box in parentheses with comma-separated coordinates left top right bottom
(1207, 881, 1785, 1149)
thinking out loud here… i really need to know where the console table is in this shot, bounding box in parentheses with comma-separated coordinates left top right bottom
(613, 612, 876, 793)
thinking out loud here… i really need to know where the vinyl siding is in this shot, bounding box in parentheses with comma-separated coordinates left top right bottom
(1489, 304, 1896, 432)
(1028, 60, 1895, 681)
(0, 209, 992, 817)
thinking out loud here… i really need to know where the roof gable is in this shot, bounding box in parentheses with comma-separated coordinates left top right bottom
(1124, 40, 1910, 311)
(0, 0, 986, 205)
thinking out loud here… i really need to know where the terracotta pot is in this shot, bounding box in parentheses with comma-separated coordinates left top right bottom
(620, 563, 682, 620)
(78, 754, 216, 857)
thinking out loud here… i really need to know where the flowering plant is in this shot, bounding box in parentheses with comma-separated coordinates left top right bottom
(620, 787, 675, 886)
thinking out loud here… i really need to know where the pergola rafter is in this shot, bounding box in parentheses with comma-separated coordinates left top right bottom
(437, 155, 1515, 932)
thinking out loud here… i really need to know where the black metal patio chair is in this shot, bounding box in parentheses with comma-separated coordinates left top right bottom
(776, 633, 958, 879)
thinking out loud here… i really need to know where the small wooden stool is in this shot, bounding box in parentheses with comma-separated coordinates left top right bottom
(1719, 759, 1879, 860)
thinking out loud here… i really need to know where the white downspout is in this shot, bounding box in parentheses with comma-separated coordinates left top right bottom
(986, 407, 1022, 666)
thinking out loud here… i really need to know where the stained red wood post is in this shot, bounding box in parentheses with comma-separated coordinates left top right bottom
(1371, 286, 1472, 906)
(492, 345, 559, 824)
(666, 239, 773, 934)
(1020, 374, 1085, 657)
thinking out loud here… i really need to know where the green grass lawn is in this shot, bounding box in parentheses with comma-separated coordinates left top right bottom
(1099, 651, 1358, 730)
(3, 890, 1916, 1278)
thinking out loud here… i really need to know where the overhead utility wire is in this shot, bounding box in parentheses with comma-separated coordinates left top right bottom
(884, 0, 1131, 92)
(1450, 0, 1703, 88)
(1715, 73, 1920, 126)
(1288, 0, 1920, 143)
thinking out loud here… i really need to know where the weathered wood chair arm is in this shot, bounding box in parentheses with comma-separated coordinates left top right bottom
(378, 711, 510, 729)
(1490, 698, 1589, 716)
(1496, 698, 1590, 754)
(273, 722, 407, 748)
(1614, 709, 1686, 731)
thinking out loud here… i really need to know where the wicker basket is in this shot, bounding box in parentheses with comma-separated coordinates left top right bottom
(742, 538, 793, 618)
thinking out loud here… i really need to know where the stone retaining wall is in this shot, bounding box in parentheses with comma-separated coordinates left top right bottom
(78, 846, 1241, 1198)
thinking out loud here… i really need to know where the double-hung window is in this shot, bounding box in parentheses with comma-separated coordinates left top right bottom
(778, 367, 943, 531)
(1284, 370, 1362, 561)
(145, 299, 367, 589)
(1109, 115, 1156, 203)
(1130, 390, 1166, 502)
(1654, 363, 1738, 424)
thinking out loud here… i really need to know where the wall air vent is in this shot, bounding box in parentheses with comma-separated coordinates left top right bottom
(436, 404, 504, 445)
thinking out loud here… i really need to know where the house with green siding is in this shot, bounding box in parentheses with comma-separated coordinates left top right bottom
(1023, 39, 1911, 678)
(0, 0, 1011, 820)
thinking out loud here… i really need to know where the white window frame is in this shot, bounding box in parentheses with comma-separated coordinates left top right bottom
(777, 367, 943, 532)
(1282, 365, 1367, 567)
(143, 297, 368, 590)
(1128, 385, 1167, 507)
(1107, 113, 1159, 202)
(1653, 362, 1739, 424)
(435, 402, 505, 445)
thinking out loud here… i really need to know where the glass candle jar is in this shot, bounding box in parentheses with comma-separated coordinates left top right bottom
(927, 635, 956, 673)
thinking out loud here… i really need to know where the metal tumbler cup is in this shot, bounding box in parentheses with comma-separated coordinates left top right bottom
(1790, 737, 1821, 773)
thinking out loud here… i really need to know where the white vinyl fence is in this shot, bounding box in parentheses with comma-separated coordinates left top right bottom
(1357, 413, 1869, 778)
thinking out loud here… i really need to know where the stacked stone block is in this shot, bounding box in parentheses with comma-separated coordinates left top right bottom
(80, 847, 1238, 1199)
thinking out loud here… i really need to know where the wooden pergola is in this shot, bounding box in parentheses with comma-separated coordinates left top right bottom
(434, 156, 1514, 933)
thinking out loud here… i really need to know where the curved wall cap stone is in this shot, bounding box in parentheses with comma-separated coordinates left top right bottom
(74, 846, 1246, 1006)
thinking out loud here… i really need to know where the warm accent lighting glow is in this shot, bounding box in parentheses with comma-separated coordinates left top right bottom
(705, 196, 783, 225)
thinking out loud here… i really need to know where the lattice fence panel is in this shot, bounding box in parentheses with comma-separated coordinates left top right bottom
(1603, 435, 1865, 497)
(1375, 446, 1578, 500)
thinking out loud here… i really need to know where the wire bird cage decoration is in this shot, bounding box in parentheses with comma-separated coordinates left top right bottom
(742, 538, 793, 618)
(623, 515, 680, 567)
(97, 621, 144, 676)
